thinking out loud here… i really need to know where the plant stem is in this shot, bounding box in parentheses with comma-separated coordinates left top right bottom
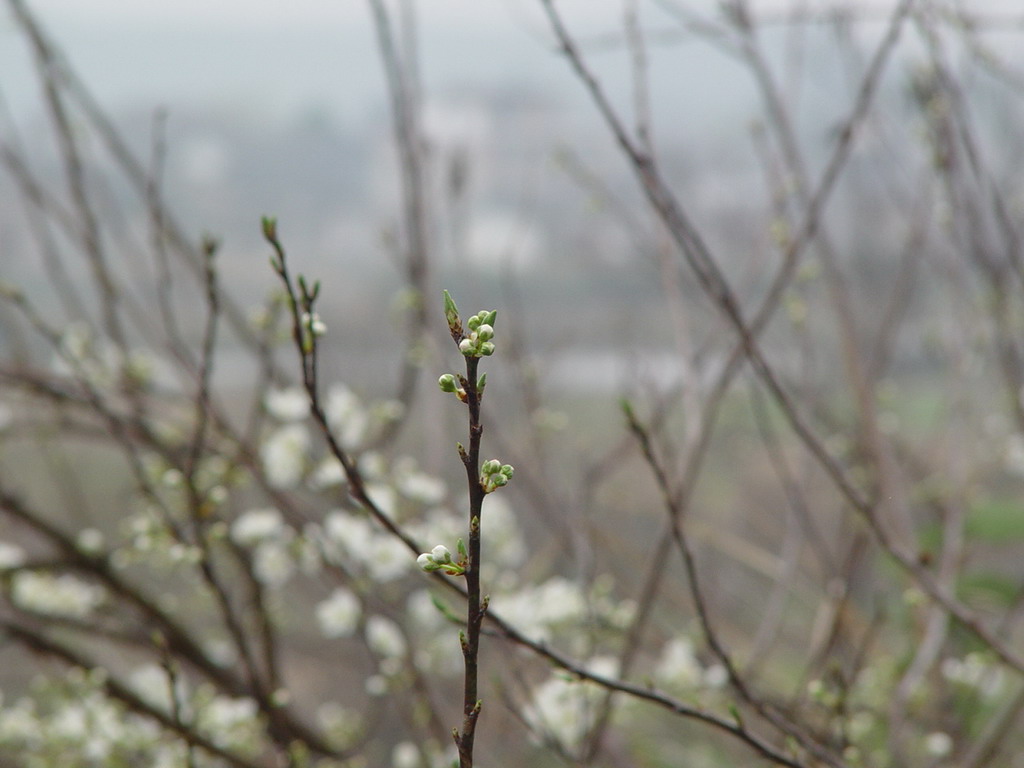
(456, 354, 484, 767)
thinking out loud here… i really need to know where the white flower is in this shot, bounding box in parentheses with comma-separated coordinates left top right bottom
(324, 511, 375, 558)
(309, 456, 346, 489)
(316, 702, 361, 748)
(406, 590, 442, 629)
(365, 615, 407, 658)
(317, 588, 361, 638)
(231, 508, 286, 546)
(261, 424, 310, 488)
(703, 663, 728, 689)
(392, 741, 420, 768)
(50, 702, 88, 739)
(365, 675, 388, 696)
(364, 534, 413, 582)
(365, 483, 397, 516)
(586, 656, 619, 679)
(252, 541, 295, 586)
(524, 673, 600, 751)
(264, 387, 309, 422)
(10, 572, 105, 618)
(0, 541, 26, 570)
(325, 384, 368, 447)
(480, 495, 525, 568)
(941, 653, 1005, 699)
(302, 311, 326, 336)
(399, 472, 446, 505)
(655, 637, 702, 688)
(199, 696, 258, 746)
(76, 528, 105, 555)
(493, 577, 586, 642)
(129, 664, 186, 713)
(924, 731, 953, 757)
(395, 461, 446, 505)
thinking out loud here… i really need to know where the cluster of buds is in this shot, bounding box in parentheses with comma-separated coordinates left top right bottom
(458, 310, 497, 357)
(480, 459, 514, 494)
(416, 542, 467, 576)
(444, 288, 496, 358)
(301, 311, 326, 337)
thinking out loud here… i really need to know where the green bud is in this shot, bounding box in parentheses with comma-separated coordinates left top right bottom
(476, 324, 494, 342)
(443, 290, 461, 334)
(483, 310, 497, 327)
(619, 398, 636, 422)
(481, 459, 501, 475)
(479, 341, 495, 356)
(261, 216, 278, 241)
(467, 315, 481, 331)
(477, 373, 487, 392)
(438, 373, 458, 393)
(500, 464, 514, 478)
(457, 538, 467, 558)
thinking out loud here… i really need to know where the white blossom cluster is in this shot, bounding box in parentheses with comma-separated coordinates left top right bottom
(316, 509, 412, 583)
(50, 323, 165, 392)
(492, 575, 633, 644)
(653, 637, 727, 692)
(941, 653, 1006, 699)
(0, 668, 264, 767)
(10, 572, 106, 619)
(523, 657, 620, 752)
(230, 507, 309, 586)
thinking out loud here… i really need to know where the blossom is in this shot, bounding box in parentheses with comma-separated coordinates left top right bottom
(924, 731, 953, 757)
(316, 588, 361, 638)
(10, 572, 105, 619)
(365, 615, 407, 658)
(301, 311, 326, 336)
(325, 384, 368, 447)
(655, 637, 702, 688)
(252, 541, 295, 586)
(524, 671, 603, 751)
(197, 696, 259, 748)
(260, 424, 310, 488)
(0, 541, 26, 570)
(264, 386, 309, 421)
(231, 508, 286, 546)
(492, 577, 586, 642)
(309, 456, 345, 489)
(392, 742, 420, 768)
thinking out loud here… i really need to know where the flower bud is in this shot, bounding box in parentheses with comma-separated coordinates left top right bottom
(443, 290, 461, 334)
(481, 459, 501, 475)
(476, 324, 494, 342)
(479, 342, 495, 356)
(417, 553, 439, 571)
(431, 545, 452, 563)
(459, 339, 474, 355)
(438, 373, 457, 393)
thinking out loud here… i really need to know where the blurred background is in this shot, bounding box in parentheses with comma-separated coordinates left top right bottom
(4, 1, 1024, 766)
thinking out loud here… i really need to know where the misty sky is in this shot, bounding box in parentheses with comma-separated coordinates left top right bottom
(2, 1, 624, 123)
(2, 0, 794, 135)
